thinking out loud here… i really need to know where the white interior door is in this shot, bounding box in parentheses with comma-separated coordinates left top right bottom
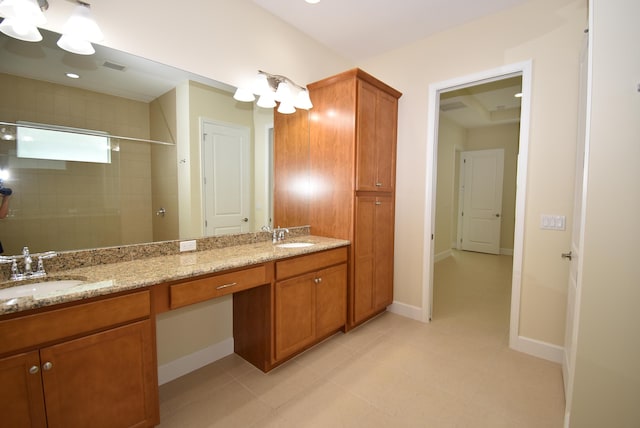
(459, 149, 504, 254)
(562, 33, 589, 414)
(202, 121, 250, 236)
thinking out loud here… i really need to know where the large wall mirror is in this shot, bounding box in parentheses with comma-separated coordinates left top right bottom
(0, 27, 309, 256)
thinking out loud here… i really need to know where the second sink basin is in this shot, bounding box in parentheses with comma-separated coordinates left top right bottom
(276, 242, 315, 249)
(0, 278, 85, 300)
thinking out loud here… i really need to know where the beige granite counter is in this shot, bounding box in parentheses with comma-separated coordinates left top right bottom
(0, 235, 349, 316)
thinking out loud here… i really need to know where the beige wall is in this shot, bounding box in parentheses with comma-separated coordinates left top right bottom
(361, 0, 586, 346)
(569, 0, 640, 425)
(0, 74, 153, 254)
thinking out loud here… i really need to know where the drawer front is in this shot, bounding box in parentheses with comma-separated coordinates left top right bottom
(170, 265, 268, 309)
(0, 291, 150, 356)
(276, 247, 348, 280)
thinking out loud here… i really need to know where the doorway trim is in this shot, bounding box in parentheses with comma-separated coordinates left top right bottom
(422, 60, 532, 352)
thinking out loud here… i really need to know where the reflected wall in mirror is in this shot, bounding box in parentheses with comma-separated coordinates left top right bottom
(0, 27, 309, 256)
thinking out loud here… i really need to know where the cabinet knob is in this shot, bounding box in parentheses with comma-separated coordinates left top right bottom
(29, 365, 39, 375)
(42, 362, 53, 371)
(314, 277, 322, 284)
(375, 182, 383, 187)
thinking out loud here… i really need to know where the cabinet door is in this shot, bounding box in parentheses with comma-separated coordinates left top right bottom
(354, 196, 377, 322)
(275, 273, 316, 361)
(373, 195, 394, 309)
(356, 80, 398, 192)
(354, 195, 395, 324)
(0, 351, 47, 428)
(40, 320, 158, 428)
(315, 263, 348, 338)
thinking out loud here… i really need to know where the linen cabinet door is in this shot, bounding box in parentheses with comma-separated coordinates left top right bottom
(353, 195, 377, 323)
(40, 320, 158, 428)
(0, 351, 47, 428)
(356, 80, 378, 191)
(315, 263, 348, 338)
(374, 90, 398, 193)
(373, 195, 394, 309)
(274, 273, 316, 361)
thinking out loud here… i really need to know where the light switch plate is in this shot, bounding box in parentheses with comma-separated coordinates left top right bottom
(179, 240, 197, 252)
(540, 214, 566, 231)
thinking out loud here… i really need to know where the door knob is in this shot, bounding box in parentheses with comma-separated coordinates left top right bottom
(495, 213, 501, 218)
(242, 218, 249, 222)
(561, 251, 573, 261)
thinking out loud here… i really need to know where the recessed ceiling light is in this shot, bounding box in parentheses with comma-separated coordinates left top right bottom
(305, 0, 321, 4)
(514, 92, 523, 98)
(66, 73, 80, 79)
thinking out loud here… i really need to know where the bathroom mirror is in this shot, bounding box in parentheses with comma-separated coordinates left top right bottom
(0, 27, 309, 256)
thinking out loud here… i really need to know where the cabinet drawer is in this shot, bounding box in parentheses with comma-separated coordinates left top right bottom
(0, 291, 150, 356)
(170, 265, 268, 309)
(276, 247, 348, 280)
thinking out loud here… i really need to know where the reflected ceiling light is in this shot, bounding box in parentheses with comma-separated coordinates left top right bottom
(57, 2, 103, 55)
(233, 70, 313, 114)
(65, 72, 80, 79)
(305, 0, 321, 4)
(0, 0, 47, 42)
(514, 92, 523, 98)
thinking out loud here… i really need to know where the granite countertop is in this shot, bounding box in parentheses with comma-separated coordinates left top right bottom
(0, 236, 350, 316)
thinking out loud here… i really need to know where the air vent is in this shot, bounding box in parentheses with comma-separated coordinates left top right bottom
(440, 101, 467, 111)
(102, 61, 126, 72)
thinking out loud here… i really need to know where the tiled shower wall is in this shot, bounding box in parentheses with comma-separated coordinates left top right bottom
(0, 73, 154, 255)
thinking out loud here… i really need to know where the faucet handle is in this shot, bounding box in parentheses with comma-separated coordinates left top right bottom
(22, 246, 30, 256)
(37, 251, 57, 260)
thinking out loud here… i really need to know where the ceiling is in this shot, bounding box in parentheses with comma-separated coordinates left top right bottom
(251, 0, 529, 61)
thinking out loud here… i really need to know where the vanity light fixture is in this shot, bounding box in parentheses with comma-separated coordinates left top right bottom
(0, 0, 47, 42)
(57, 1, 103, 55)
(0, 0, 103, 55)
(233, 70, 313, 114)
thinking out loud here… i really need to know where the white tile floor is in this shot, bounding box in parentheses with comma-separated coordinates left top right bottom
(158, 250, 565, 427)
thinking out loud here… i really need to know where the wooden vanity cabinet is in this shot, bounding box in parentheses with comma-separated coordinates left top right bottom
(273, 247, 347, 363)
(304, 68, 401, 328)
(0, 291, 158, 428)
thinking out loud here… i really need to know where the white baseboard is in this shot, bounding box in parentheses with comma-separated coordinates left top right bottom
(510, 335, 563, 363)
(501, 248, 514, 256)
(157, 338, 234, 385)
(388, 301, 425, 322)
(434, 249, 452, 263)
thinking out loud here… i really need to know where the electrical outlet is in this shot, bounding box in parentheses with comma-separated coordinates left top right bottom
(540, 215, 566, 231)
(179, 240, 197, 252)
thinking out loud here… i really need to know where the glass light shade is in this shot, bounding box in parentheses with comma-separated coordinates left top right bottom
(252, 73, 271, 96)
(0, 18, 42, 41)
(233, 87, 255, 102)
(294, 89, 313, 110)
(277, 102, 296, 114)
(257, 93, 276, 109)
(57, 33, 95, 55)
(274, 82, 292, 103)
(61, 4, 104, 42)
(0, 0, 46, 25)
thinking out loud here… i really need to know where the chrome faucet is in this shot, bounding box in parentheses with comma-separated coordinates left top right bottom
(273, 227, 289, 243)
(0, 247, 57, 281)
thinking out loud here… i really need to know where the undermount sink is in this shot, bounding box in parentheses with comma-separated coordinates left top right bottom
(276, 242, 315, 249)
(0, 278, 85, 300)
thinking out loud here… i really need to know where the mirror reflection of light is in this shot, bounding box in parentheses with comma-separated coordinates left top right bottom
(0, 169, 10, 180)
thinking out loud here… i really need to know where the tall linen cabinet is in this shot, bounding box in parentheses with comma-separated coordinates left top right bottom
(306, 68, 401, 328)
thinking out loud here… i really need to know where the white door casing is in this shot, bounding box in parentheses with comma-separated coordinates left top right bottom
(421, 60, 532, 351)
(458, 149, 504, 255)
(201, 120, 251, 236)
